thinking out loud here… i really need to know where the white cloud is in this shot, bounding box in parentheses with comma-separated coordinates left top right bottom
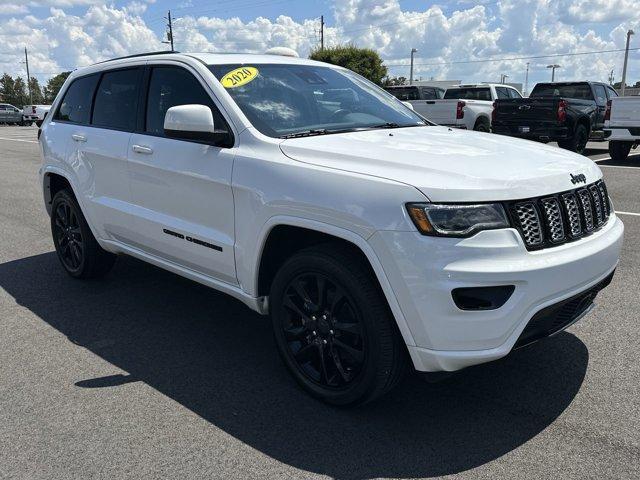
(0, 0, 637, 88)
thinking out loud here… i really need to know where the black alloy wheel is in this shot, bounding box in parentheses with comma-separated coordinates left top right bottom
(280, 272, 365, 388)
(52, 199, 84, 273)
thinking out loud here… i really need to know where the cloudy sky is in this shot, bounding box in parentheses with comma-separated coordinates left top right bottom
(0, 0, 638, 89)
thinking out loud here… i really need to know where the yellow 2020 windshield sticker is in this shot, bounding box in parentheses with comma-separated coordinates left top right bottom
(221, 67, 259, 88)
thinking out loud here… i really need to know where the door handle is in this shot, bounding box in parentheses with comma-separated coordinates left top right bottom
(71, 134, 86, 142)
(132, 144, 153, 155)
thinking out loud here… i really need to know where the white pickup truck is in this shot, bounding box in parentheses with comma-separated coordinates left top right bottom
(23, 105, 51, 127)
(605, 96, 640, 161)
(416, 83, 523, 132)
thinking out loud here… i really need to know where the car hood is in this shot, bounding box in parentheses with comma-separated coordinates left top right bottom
(279, 126, 602, 202)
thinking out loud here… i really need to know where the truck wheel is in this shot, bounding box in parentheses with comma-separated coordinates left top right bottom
(51, 189, 116, 279)
(473, 118, 490, 132)
(270, 243, 408, 406)
(608, 141, 633, 162)
(558, 124, 588, 155)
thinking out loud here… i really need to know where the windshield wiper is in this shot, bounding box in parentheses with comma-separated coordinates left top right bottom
(369, 122, 402, 129)
(279, 129, 328, 139)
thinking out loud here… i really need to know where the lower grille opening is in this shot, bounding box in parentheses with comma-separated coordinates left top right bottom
(452, 285, 515, 311)
(514, 271, 614, 349)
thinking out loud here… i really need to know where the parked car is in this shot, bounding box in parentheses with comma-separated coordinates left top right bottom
(604, 96, 640, 162)
(39, 52, 623, 405)
(416, 83, 522, 132)
(492, 81, 617, 154)
(23, 104, 52, 127)
(0, 103, 26, 125)
(384, 85, 445, 102)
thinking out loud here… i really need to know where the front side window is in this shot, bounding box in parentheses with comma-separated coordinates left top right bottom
(92, 69, 141, 131)
(384, 87, 420, 101)
(606, 86, 618, 98)
(145, 66, 227, 136)
(209, 64, 425, 138)
(443, 87, 491, 101)
(54, 75, 99, 124)
(594, 85, 607, 105)
(508, 88, 522, 99)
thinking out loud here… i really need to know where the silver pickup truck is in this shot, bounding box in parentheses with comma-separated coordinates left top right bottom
(0, 104, 25, 125)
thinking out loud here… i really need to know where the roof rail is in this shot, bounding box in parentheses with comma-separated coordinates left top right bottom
(93, 51, 179, 65)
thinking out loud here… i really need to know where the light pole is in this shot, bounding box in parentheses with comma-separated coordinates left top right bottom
(524, 62, 530, 96)
(547, 64, 561, 82)
(409, 48, 417, 85)
(500, 74, 509, 84)
(621, 29, 634, 96)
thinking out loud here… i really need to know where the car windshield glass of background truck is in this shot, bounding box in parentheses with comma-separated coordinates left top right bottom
(443, 87, 491, 101)
(530, 84, 594, 100)
(209, 64, 425, 138)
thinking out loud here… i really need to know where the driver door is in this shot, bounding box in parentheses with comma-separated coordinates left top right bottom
(126, 64, 238, 285)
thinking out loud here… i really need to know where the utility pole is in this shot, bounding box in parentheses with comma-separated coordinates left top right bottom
(500, 74, 509, 84)
(162, 10, 174, 51)
(621, 29, 634, 96)
(320, 15, 324, 50)
(524, 62, 530, 96)
(409, 48, 417, 85)
(24, 47, 32, 105)
(608, 69, 615, 86)
(547, 64, 561, 82)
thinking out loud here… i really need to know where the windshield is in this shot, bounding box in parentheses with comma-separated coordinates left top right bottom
(209, 63, 426, 138)
(444, 87, 491, 100)
(530, 83, 593, 100)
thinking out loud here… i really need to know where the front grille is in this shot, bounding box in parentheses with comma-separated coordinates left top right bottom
(508, 180, 611, 251)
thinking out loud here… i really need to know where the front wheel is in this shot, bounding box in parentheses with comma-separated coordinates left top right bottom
(51, 189, 116, 279)
(270, 243, 408, 406)
(558, 124, 588, 155)
(608, 141, 633, 162)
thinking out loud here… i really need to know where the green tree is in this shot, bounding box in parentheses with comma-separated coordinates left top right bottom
(0, 73, 16, 104)
(309, 44, 388, 85)
(44, 71, 71, 104)
(383, 76, 407, 86)
(13, 77, 28, 107)
(28, 77, 45, 104)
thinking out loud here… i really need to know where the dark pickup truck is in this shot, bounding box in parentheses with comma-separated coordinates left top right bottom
(492, 81, 619, 154)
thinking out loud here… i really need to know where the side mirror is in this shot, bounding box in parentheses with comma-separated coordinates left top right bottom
(402, 101, 414, 110)
(164, 104, 218, 143)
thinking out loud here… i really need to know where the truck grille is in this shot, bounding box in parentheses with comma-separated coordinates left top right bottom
(507, 180, 611, 250)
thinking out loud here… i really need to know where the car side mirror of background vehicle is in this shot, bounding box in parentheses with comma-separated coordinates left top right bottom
(164, 104, 231, 146)
(402, 101, 414, 110)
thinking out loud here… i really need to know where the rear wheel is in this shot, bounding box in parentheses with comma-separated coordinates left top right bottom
(51, 189, 116, 279)
(270, 243, 407, 406)
(608, 141, 633, 162)
(559, 124, 588, 155)
(473, 118, 490, 132)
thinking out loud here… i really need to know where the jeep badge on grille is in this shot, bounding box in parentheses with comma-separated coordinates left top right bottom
(570, 173, 587, 185)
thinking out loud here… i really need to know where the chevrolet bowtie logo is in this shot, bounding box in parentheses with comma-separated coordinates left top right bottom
(570, 173, 587, 185)
(518, 105, 531, 110)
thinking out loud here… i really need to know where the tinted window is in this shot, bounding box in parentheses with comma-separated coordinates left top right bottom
(594, 85, 607, 105)
(495, 87, 510, 99)
(54, 75, 99, 124)
(145, 66, 226, 136)
(508, 88, 522, 98)
(530, 83, 594, 100)
(443, 87, 491, 101)
(91, 69, 140, 131)
(606, 86, 618, 98)
(420, 87, 440, 100)
(384, 87, 420, 101)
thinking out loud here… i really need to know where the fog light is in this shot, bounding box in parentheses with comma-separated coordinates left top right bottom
(452, 285, 515, 311)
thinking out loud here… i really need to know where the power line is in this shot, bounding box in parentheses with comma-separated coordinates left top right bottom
(386, 47, 640, 68)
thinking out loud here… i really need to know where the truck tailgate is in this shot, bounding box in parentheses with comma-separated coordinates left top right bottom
(610, 97, 640, 127)
(494, 98, 558, 125)
(416, 99, 459, 125)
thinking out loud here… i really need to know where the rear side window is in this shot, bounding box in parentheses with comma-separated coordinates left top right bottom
(495, 87, 510, 99)
(54, 75, 99, 124)
(606, 86, 618, 98)
(443, 88, 491, 101)
(145, 66, 227, 136)
(91, 69, 141, 131)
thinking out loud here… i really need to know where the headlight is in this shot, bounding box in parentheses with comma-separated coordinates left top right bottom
(406, 203, 509, 237)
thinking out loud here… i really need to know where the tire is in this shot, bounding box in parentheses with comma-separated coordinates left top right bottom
(35, 120, 42, 128)
(608, 141, 633, 162)
(558, 124, 588, 155)
(473, 118, 490, 132)
(270, 243, 408, 406)
(51, 189, 116, 279)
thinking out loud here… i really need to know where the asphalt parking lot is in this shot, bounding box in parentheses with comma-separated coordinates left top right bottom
(0, 125, 638, 479)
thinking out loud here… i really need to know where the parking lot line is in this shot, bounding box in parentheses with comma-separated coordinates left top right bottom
(616, 211, 640, 217)
(0, 137, 38, 144)
(598, 164, 640, 170)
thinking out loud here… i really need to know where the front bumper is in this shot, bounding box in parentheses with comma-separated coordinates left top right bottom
(369, 214, 624, 372)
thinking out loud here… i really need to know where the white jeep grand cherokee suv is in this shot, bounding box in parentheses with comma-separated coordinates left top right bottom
(39, 52, 623, 405)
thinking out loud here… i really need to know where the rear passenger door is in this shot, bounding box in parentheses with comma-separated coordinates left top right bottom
(63, 67, 143, 243)
(126, 64, 237, 285)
